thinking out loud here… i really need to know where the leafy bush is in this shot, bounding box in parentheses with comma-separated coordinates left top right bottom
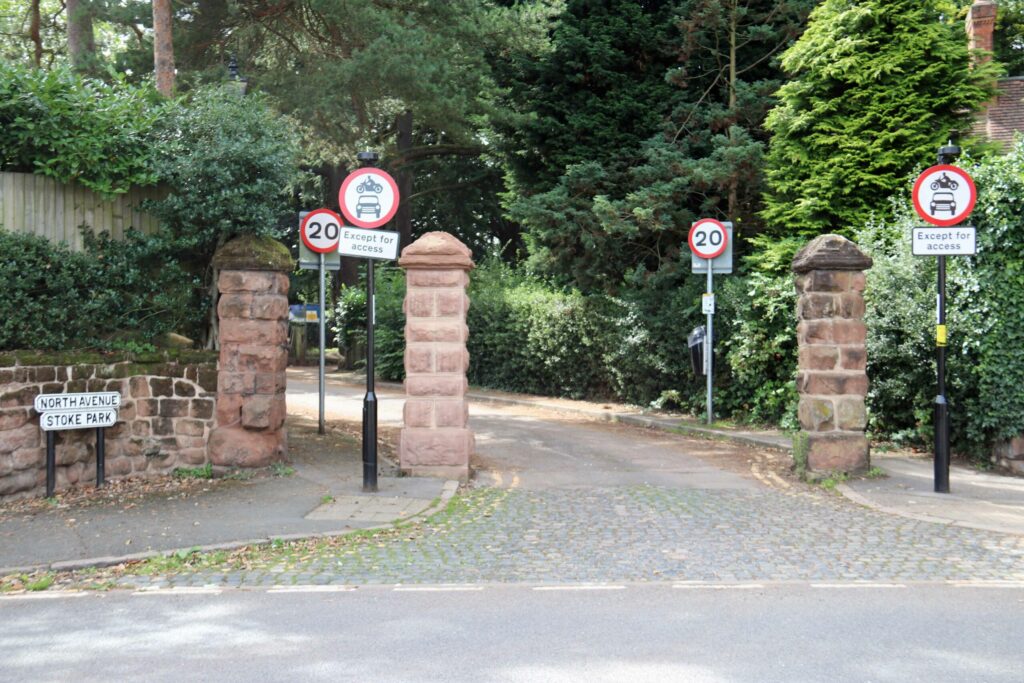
(0, 229, 197, 351)
(858, 140, 1024, 456)
(148, 86, 304, 253)
(0, 62, 161, 195)
(344, 254, 799, 425)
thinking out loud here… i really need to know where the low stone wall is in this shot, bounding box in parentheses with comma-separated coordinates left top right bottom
(994, 437, 1024, 476)
(0, 351, 217, 502)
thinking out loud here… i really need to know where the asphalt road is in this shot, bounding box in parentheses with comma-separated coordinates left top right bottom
(1, 584, 1022, 682)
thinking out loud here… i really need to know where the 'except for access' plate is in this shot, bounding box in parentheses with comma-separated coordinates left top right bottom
(912, 226, 976, 256)
(338, 226, 400, 261)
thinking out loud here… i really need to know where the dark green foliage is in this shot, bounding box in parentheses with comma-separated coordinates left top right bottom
(0, 229, 197, 351)
(860, 141, 1024, 456)
(148, 86, 303, 252)
(762, 0, 1000, 237)
(994, 0, 1024, 75)
(503, 0, 812, 291)
(0, 62, 161, 195)
(353, 256, 796, 425)
(498, 0, 680, 194)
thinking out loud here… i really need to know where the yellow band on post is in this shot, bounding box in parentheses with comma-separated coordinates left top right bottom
(936, 324, 948, 347)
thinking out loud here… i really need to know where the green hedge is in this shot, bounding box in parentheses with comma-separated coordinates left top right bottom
(336, 258, 798, 424)
(0, 229, 197, 352)
(860, 139, 1024, 455)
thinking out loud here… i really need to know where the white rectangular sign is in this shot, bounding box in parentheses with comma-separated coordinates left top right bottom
(912, 226, 976, 255)
(337, 227, 400, 261)
(40, 409, 118, 431)
(34, 392, 121, 414)
(702, 293, 715, 315)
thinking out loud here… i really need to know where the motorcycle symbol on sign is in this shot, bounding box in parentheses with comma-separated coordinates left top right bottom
(356, 175, 383, 194)
(929, 173, 960, 191)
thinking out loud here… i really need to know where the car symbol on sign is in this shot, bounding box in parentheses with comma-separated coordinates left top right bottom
(356, 195, 381, 219)
(930, 192, 956, 216)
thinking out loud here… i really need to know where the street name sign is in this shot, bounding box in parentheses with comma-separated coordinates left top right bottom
(339, 168, 400, 229)
(912, 226, 977, 256)
(338, 226, 400, 261)
(34, 392, 121, 432)
(912, 165, 976, 227)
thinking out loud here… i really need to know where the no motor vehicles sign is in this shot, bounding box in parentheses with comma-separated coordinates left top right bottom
(339, 168, 400, 229)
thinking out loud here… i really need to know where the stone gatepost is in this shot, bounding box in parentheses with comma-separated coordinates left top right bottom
(792, 234, 873, 475)
(208, 235, 293, 469)
(398, 232, 475, 480)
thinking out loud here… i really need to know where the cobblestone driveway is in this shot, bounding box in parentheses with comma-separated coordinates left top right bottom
(117, 483, 1024, 589)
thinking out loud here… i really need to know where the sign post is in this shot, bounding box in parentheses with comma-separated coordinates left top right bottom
(911, 147, 977, 494)
(300, 208, 343, 435)
(689, 219, 731, 425)
(339, 152, 401, 493)
(34, 392, 121, 497)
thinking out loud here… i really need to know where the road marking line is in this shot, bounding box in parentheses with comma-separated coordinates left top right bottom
(393, 585, 484, 592)
(532, 585, 626, 591)
(0, 592, 88, 600)
(811, 583, 906, 589)
(131, 587, 222, 596)
(673, 583, 764, 590)
(267, 585, 356, 593)
(948, 581, 1024, 588)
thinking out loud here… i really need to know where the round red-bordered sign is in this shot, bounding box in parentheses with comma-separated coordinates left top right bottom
(912, 164, 976, 227)
(688, 218, 729, 260)
(300, 208, 343, 254)
(338, 168, 400, 229)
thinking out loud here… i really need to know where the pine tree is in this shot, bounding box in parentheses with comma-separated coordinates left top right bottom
(761, 0, 1000, 237)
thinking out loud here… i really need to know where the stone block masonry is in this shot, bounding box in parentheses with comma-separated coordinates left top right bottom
(207, 235, 293, 471)
(792, 235, 873, 475)
(0, 351, 217, 502)
(398, 232, 475, 480)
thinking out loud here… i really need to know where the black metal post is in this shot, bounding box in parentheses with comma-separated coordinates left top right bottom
(933, 142, 959, 494)
(934, 255, 950, 493)
(46, 431, 55, 498)
(363, 259, 378, 492)
(96, 427, 105, 488)
(358, 150, 380, 493)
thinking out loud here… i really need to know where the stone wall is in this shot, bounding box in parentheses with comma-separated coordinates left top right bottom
(398, 232, 475, 480)
(0, 351, 217, 502)
(207, 235, 292, 470)
(792, 235, 873, 475)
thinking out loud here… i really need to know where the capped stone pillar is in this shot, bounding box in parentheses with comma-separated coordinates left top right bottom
(792, 234, 873, 475)
(208, 235, 293, 469)
(398, 232, 475, 480)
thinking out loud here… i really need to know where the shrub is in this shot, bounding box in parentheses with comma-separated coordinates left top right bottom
(0, 229, 196, 351)
(0, 62, 161, 196)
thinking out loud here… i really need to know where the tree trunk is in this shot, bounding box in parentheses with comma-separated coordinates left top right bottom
(66, 0, 96, 72)
(395, 109, 414, 249)
(152, 0, 176, 97)
(29, 0, 42, 67)
(727, 3, 738, 220)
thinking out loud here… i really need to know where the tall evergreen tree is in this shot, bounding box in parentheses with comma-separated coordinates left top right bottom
(761, 0, 1000, 237)
(502, 0, 811, 290)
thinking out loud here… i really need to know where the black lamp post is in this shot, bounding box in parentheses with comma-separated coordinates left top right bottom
(227, 54, 248, 96)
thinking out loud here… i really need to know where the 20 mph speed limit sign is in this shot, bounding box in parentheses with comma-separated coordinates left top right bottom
(688, 218, 729, 259)
(300, 208, 343, 253)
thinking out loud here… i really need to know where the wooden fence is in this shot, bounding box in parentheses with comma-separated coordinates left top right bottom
(0, 172, 164, 251)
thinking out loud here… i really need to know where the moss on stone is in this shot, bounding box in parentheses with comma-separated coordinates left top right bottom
(792, 431, 809, 480)
(213, 235, 293, 272)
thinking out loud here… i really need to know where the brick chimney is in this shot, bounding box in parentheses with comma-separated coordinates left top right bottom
(967, 0, 997, 58)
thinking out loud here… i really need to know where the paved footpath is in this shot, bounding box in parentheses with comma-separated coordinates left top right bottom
(112, 370, 1024, 590)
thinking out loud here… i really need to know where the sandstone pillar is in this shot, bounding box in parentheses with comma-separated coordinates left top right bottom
(208, 236, 293, 469)
(398, 232, 474, 480)
(792, 235, 873, 475)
